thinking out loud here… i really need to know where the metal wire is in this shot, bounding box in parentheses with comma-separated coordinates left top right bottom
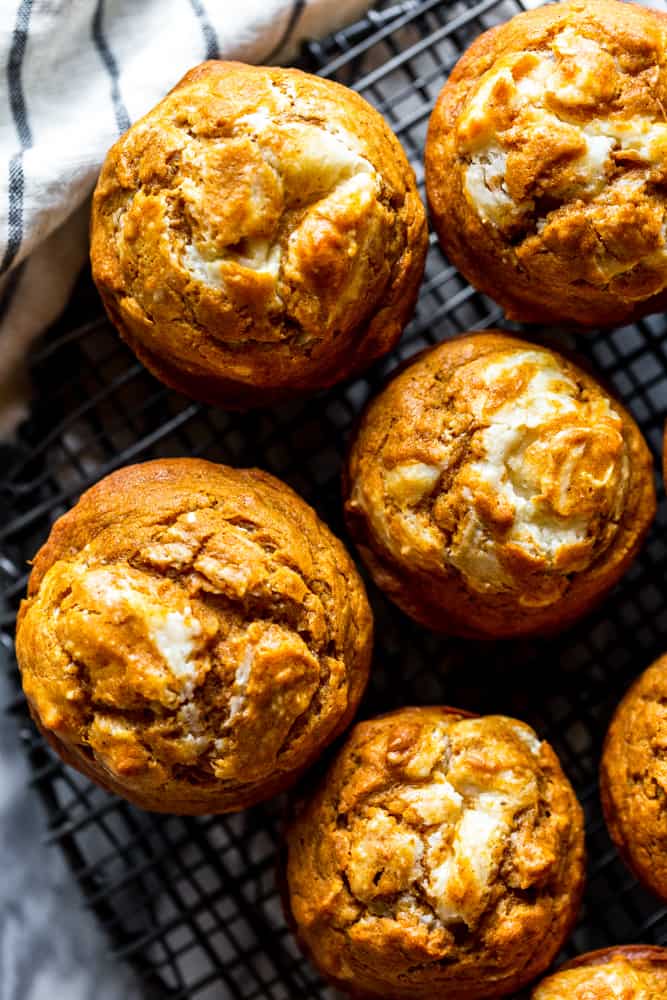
(2, 0, 667, 996)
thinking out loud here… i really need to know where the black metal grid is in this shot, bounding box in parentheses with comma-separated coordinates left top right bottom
(2, 1, 667, 996)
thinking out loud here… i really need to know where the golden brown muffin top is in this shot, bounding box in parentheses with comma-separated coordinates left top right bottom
(600, 654, 667, 899)
(16, 459, 372, 813)
(345, 332, 655, 637)
(287, 706, 585, 1000)
(426, 0, 667, 325)
(91, 61, 426, 403)
(532, 946, 667, 998)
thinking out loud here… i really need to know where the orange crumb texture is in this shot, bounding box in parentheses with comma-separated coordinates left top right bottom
(91, 61, 427, 406)
(15, 459, 373, 814)
(426, 0, 667, 326)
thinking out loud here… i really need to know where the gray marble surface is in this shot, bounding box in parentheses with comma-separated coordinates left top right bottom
(0, 646, 142, 1000)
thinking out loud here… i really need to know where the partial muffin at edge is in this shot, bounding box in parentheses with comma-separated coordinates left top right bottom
(600, 653, 667, 900)
(91, 60, 427, 407)
(285, 705, 585, 1000)
(425, 0, 667, 326)
(15, 458, 373, 814)
(343, 331, 656, 639)
(531, 945, 667, 997)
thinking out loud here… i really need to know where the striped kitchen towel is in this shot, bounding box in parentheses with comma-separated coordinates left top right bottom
(0, 0, 373, 437)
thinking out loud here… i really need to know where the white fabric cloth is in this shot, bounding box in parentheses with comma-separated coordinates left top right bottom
(0, 0, 371, 436)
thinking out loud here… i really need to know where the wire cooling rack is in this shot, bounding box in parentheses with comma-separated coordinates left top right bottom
(2, 1, 667, 997)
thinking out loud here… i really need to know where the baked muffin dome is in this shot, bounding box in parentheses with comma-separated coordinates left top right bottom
(15, 459, 372, 814)
(344, 331, 656, 639)
(425, 0, 667, 327)
(600, 653, 667, 899)
(531, 946, 667, 998)
(285, 706, 585, 1000)
(90, 61, 427, 408)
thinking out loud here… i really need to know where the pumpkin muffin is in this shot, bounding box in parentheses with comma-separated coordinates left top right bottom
(531, 945, 667, 998)
(91, 60, 427, 407)
(425, 0, 667, 326)
(601, 653, 667, 900)
(344, 331, 656, 639)
(15, 459, 372, 814)
(285, 706, 585, 1000)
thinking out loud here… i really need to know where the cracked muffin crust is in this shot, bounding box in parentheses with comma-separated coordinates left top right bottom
(15, 458, 373, 814)
(531, 945, 667, 998)
(425, 0, 667, 326)
(343, 331, 656, 639)
(600, 654, 667, 900)
(285, 706, 585, 1000)
(90, 61, 427, 408)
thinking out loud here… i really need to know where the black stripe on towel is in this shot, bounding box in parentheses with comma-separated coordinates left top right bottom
(263, 0, 307, 64)
(1, 0, 34, 275)
(189, 0, 219, 60)
(92, 0, 131, 135)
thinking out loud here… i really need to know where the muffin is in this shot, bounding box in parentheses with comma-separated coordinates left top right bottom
(531, 945, 667, 998)
(90, 60, 427, 407)
(600, 653, 667, 899)
(344, 331, 656, 639)
(285, 706, 585, 1000)
(425, 0, 667, 327)
(15, 458, 373, 814)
